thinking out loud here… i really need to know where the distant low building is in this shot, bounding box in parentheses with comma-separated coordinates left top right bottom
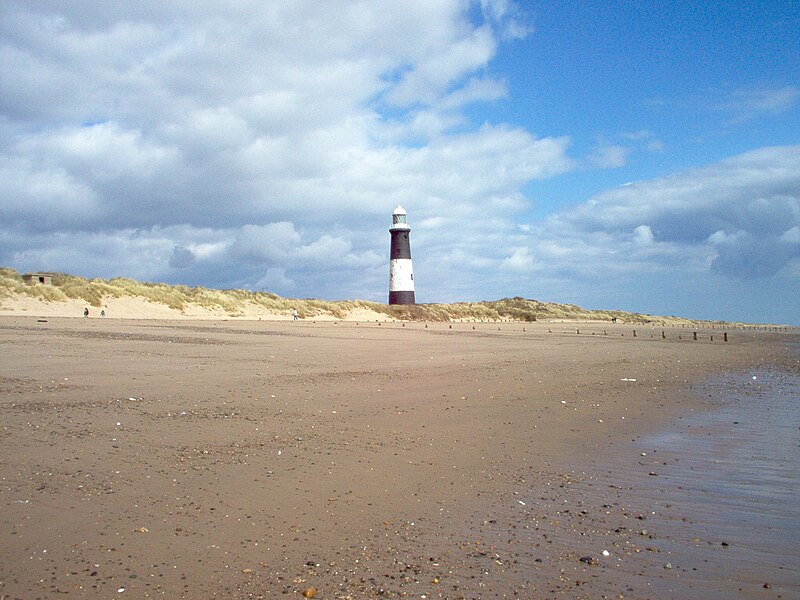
(22, 272, 54, 285)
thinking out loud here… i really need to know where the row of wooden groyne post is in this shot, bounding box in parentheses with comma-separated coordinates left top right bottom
(572, 328, 728, 342)
(338, 320, 794, 342)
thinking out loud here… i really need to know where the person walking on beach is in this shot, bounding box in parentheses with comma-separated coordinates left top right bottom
(293, 309, 299, 321)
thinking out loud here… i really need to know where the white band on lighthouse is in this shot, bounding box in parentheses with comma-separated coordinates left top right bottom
(389, 259, 414, 292)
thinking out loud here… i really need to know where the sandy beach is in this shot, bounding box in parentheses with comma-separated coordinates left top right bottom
(1, 316, 797, 599)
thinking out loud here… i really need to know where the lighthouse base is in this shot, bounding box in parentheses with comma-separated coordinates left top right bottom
(389, 290, 415, 305)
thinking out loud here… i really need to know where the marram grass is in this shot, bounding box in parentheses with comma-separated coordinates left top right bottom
(0, 267, 743, 325)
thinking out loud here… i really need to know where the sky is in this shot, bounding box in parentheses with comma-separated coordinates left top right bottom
(1, 1, 799, 324)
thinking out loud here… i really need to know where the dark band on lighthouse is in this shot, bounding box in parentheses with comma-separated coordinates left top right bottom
(390, 232, 412, 259)
(388, 205, 415, 305)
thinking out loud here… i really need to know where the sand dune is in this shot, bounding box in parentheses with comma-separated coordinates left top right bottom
(0, 293, 392, 322)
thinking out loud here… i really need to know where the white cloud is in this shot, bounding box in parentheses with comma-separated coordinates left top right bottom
(512, 146, 800, 284)
(502, 247, 535, 272)
(230, 223, 302, 264)
(708, 230, 744, 245)
(1, 1, 577, 249)
(0, 158, 100, 227)
(728, 86, 800, 115)
(614, 131, 663, 155)
(254, 268, 295, 293)
(22, 122, 178, 179)
(419, 217, 447, 229)
(478, 0, 530, 39)
(621, 130, 652, 141)
(588, 144, 628, 168)
(567, 146, 800, 238)
(632, 225, 654, 245)
(437, 76, 508, 110)
(386, 24, 497, 107)
(780, 226, 800, 244)
(295, 235, 351, 264)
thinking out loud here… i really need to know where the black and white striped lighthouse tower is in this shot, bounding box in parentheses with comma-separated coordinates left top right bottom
(388, 205, 415, 305)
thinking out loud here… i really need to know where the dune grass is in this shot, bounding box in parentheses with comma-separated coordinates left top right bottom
(0, 267, 748, 325)
(373, 297, 702, 325)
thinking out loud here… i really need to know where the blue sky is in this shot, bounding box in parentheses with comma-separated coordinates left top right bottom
(1, 1, 798, 324)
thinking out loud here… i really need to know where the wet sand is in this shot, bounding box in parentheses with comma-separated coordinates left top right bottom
(627, 366, 800, 599)
(0, 317, 797, 599)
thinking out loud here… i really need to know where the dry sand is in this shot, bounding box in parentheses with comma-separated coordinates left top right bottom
(0, 295, 392, 322)
(0, 316, 797, 599)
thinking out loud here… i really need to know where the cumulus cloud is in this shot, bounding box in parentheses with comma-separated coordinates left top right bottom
(0, 1, 578, 295)
(566, 146, 800, 242)
(503, 146, 800, 288)
(502, 247, 536, 272)
(386, 24, 497, 107)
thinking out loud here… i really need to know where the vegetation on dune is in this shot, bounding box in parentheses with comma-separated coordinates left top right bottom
(0, 267, 740, 325)
(373, 297, 699, 325)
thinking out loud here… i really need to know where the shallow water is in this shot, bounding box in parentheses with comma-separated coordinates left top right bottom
(638, 354, 800, 597)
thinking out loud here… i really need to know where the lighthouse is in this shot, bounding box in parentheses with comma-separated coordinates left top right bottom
(388, 205, 415, 305)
